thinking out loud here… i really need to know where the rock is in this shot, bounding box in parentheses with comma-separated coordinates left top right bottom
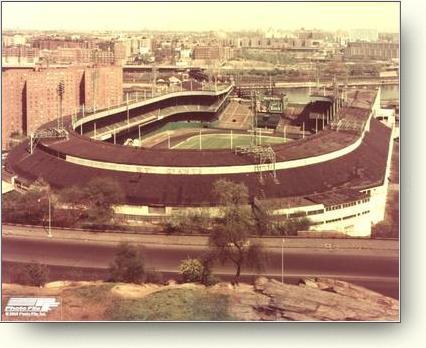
(246, 277, 399, 321)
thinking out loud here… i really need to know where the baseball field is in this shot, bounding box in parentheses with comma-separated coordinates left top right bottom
(172, 133, 287, 150)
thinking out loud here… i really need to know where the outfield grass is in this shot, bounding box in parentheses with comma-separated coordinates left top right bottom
(106, 288, 234, 321)
(173, 133, 287, 150)
(138, 121, 204, 141)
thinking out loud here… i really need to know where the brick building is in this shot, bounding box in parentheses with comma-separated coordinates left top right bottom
(2, 66, 123, 149)
(41, 48, 115, 66)
(1, 69, 31, 148)
(345, 42, 399, 61)
(83, 66, 123, 113)
(2, 46, 40, 64)
(31, 38, 96, 50)
(192, 46, 221, 60)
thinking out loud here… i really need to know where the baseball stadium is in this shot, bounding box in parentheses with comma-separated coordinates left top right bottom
(5, 82, 395, 237)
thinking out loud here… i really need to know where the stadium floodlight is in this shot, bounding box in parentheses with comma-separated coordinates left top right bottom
(56, 80, 65, 130)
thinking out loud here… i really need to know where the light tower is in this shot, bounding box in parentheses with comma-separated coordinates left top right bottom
(56, 80, 65, 130)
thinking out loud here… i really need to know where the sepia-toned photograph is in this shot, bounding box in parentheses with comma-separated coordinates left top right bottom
(1, 1, 400, 322)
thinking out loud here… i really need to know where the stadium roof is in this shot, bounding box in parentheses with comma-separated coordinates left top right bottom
(6, 118, 391, 207)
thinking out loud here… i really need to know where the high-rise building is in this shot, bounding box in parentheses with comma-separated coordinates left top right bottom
(83, 66, 123, 112)
(1, 69, 31, 149)
(2, 65, 123, 150)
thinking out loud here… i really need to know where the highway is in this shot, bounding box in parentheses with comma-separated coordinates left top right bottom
(2, 236, 399, 299)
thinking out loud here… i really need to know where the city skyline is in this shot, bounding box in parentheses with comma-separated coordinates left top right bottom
(2, 1, 400, 33)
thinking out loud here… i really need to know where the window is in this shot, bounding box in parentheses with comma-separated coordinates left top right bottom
(307, 209, 324, 216)
(326, 218, 341, 223)
(148, 205, 166, 215)
(342, 214, 357, 220)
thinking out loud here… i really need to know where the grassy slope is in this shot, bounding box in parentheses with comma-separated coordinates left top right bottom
(105, 288, 234, 321)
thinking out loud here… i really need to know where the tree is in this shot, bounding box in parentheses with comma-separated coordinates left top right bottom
(209, 179, 266, 284)
(209, 227, 266, 285)
(162, 210, 211, 235)
(16, 263, 49, 287)
(109, 243, 145, 284)
(274, 216, 312, 236)
(2, 184, 49, 225)
(179, 258, 204, 283)
(213, 179, 249, 208)
(56, 177, 125, 226)
(179, 255, 217, 285)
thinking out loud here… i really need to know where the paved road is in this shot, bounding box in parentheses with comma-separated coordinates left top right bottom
(1, 224, 399, 254)
(2, 236, 399, 299)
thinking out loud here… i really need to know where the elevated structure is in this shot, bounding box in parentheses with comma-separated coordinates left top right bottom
(5, 84, 394, 237)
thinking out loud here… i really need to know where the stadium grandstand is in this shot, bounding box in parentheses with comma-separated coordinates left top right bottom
(4, 82, 395, 237)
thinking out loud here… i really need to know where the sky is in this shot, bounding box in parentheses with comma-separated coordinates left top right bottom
(1, 1, 400, 33)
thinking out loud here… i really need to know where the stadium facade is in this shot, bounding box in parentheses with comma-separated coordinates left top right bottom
(5, 84, 395, 237)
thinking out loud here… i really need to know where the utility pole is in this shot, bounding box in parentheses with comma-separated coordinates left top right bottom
(48, 194, 52, 238)
(127, 96, 130, 125)
(281, 238, 285, 283)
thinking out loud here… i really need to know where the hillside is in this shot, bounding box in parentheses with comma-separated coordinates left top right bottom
(2, 277, 399, 321)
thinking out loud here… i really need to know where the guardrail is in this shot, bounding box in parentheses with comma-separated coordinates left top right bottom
(2, 222, 399, 241)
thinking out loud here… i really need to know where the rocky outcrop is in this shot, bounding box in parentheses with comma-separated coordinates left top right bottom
(2, 278, 399, 321)
(224, 277, 398, 321)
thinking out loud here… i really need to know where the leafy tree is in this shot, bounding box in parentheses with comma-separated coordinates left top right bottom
(274, 216, 312, 236)
(109, 243, 146, 284)
(209, 179, 266, 284)
(56, 177, 125, 226)
(213, 179, 250, 208)
(179, 256, 217, 285)
(162, 210, 211, 235)
(2, 186, 49, 225)
(179, 258, 204, 283)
